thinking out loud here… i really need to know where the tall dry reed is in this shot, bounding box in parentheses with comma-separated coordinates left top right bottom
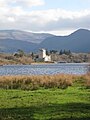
(83, 72, 90, 88)
(0, 74, 74, 90)
(0, 73, 90, 90)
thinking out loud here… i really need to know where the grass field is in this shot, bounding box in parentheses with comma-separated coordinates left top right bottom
(0, 73, 90, 120)
(0, 81, 90, 120)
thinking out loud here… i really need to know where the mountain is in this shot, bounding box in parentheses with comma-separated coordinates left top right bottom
(0, 39, 38, 53)
(0, 29, 90, 53)
(0, 30, 53, 43)
(0, 30, 54, 53)
(38, 29, 90, 53)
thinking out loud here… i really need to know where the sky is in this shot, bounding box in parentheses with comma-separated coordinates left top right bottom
(0, 0, 90, 35)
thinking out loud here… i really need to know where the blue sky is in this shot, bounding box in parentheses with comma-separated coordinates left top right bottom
(40, 0, 90, 10)
(29, 0, 90, 10)
(0, 0, 90, 35)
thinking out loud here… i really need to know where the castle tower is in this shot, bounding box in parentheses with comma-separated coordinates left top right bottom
(39, 49, 46, 59)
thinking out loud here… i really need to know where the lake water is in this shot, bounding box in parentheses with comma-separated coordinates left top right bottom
(0, 63, 89, 76)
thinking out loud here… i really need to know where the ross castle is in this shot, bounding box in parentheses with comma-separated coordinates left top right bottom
(39, 49, 51, 62)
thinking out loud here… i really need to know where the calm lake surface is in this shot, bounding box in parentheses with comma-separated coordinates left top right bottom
(0, 63, 89, 76)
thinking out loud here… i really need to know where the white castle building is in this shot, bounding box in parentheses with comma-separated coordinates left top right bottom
(39, 49, 51, 62)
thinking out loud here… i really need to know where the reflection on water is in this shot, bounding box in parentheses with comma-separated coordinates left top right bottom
(0, 63, 89, 76)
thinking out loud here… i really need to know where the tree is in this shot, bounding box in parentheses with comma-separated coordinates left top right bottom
(50, 50, 57, 54)
(46, 50, 49, 55)
(59, 49, 63, 55)
(63, 49, 71, 55)
(16, 49, 25, 57)
(65, 50, 71, 55)
(63, 49, 66, 54)
(31, 52, 34, 58)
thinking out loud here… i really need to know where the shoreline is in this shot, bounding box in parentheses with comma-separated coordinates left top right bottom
(0, 62, 90, 65)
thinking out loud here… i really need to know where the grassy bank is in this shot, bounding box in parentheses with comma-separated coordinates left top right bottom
(0, 73, 90, 119)
(0, 73, 90, 90)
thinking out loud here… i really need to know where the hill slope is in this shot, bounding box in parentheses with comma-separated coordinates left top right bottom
(0, 30, 54, 53)
(0, 29, 90, 53)
(0, 30, 53, 43)
(38, 29, 90, 52)
(0, 39, 38, 53)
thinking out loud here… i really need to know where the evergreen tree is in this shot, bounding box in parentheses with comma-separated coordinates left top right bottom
(59, 49, 63, 55)
(46, 50, 49, 55)
(31, 52, 34, 58)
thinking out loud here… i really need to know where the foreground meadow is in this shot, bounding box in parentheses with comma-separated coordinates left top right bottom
(0, 73, 90, 120)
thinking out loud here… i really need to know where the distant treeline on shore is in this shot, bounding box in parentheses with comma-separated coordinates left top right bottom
(0, 51, 90, 65)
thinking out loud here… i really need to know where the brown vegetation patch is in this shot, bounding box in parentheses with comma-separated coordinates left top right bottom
(0, 73, 90, 90)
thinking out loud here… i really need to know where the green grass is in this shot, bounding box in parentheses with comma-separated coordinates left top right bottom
(0, 85, 90, 120)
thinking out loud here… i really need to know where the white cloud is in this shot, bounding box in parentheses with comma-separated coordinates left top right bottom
(0, 0, 7, 7)
(0, 0, 90, 35)
(0, 0, 45, 8)
(19, 9, 90, 31)
(7, 17, 15, 22)
(17, 0, 45, 7)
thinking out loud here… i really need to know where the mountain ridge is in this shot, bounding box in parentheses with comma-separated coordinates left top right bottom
(0, 29, 90, 53)
(38, 29, 90, 53)
(0, 30, 54, 43)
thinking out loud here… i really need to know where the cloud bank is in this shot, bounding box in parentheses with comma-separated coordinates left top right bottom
(0, 0, 90, 35)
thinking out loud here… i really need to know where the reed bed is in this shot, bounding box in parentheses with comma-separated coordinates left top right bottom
(0, 73, 90, 90)
(83, 72, 90, 88)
